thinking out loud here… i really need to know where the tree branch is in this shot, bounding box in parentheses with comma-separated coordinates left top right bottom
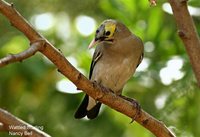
(149, 0, 157, 6)
(0, 40, 45, 67)
(0, 108, 50, 137)
(168, 0, 200, 87)
(0, 0, 175, 137)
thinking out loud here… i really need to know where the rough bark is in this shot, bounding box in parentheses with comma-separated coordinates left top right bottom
(168, 0, 200, 86)
(0, 0, 176, 137)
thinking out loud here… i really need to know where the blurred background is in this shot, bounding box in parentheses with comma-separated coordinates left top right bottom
(0, 0, 200, 136)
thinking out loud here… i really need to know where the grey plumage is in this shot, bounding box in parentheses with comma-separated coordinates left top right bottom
(74, 19, 143, 119)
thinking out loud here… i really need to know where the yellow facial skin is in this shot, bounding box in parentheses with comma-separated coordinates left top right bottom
(104, 22, 116, 40)
(88, 21, 116, 49)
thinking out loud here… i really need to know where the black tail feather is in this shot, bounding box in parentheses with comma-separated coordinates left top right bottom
(74, 94, 101, 119)
(87, 102, 101, 119)
(74, 95, 89, 119)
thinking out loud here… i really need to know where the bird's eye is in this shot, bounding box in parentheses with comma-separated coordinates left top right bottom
(105, 31, 111, 36)
(96, 29, 99, 33)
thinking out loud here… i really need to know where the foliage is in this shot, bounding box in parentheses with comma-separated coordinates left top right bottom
(0, 0, 200, 136)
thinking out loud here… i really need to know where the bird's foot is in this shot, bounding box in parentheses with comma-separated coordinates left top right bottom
(92, 81, 113, 101)
(93, 81, 113, 93)
(119, 95, 141, 123)
(99, 84, 111, 93)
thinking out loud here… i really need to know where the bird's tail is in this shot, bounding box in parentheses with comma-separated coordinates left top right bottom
(74, 94, 101, 119)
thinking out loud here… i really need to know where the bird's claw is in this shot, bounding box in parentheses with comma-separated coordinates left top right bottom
(129, 99, 141, 123)
(93, 81, 113, 93)
(120, 95, 141, 123)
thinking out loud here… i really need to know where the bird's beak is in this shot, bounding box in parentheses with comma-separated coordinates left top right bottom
(88, 39, 100, 49)
(88, 25, 105, 49)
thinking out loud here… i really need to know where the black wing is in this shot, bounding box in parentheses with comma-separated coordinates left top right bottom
(74, 47, 103, 119)
(136, 52, 144, 68)
(89, 48, 103, 79)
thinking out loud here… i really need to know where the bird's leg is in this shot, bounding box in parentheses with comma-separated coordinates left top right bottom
(92, 81, 113, 101)
(93, 81, 113, 93)
(119, 95, 141, 123)
(99, 83, 111, 93)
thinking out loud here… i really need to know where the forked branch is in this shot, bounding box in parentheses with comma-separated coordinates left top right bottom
(0, 40, 45, 67)
(0, 0, 175, 137)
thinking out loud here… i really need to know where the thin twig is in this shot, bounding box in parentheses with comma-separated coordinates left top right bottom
(149, 0, 157, 6)
(0, 108, 51, 137)
(0, 0, 175, 137)
(0, 40, 45, 67)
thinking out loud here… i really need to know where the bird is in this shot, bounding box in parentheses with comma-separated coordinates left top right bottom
(74, 19, 144, 119)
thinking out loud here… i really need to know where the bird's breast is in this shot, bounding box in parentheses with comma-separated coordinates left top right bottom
(91, 54, 137, 94)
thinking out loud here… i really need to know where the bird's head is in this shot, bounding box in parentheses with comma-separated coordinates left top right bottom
(88, 19, 118, 49)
